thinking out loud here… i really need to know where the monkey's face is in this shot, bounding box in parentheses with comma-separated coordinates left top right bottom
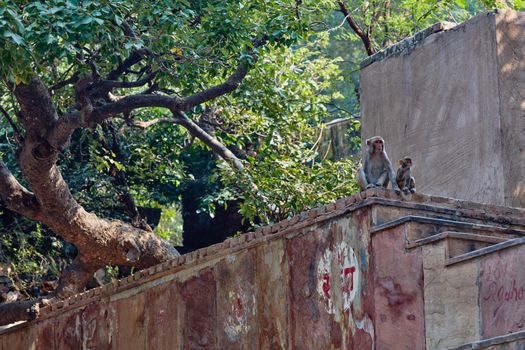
(371, 138, 383, 153)
(374, 139, 383, 151)
(366, 136, 385, 154)
(399, 158, 412, 168)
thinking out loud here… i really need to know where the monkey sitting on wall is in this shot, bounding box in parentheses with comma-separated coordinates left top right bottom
(357, 136, 400, 194)
(396, 156, 416, 194)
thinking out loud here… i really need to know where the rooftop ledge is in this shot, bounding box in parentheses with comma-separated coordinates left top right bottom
(360, 21, 457, 69)
(359, 9, 517, 69)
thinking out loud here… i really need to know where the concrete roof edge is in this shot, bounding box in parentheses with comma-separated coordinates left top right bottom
(359, 10, 514, 69)
(359, 21, 456, 69)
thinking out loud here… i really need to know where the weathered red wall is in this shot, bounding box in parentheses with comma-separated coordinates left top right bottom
(480, 246, 525, 339)
(1, 189, 525, 350)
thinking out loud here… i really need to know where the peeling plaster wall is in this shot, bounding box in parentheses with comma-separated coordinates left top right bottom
(1, 189, 525, 350)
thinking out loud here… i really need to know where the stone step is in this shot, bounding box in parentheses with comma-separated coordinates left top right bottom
(406, 230, 508, 260)
(371, 215, 525, 243)
(407, 231, 507, 248)
(406, 230, 517, 267)
(446, 235, 525, 266)
(405, 227, 525, 266)
(449, 329, 525, 350)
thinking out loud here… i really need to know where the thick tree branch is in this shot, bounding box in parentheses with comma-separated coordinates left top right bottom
(106, 49, 149, 81)
(0, 299, 39, 326)
(182, 60, 250, 108)
(338, 1, 375, 56)
(49, 56, 253, 146)
(0, 160, 41, 220)
(92, 59, 251, 122)
(14, 77, 59, 141)
(75, 75, 94, 127)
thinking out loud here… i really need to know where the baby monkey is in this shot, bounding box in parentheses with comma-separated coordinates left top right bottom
(396, 157, 416, 194)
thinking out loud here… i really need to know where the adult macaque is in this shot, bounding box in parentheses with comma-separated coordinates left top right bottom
(357, 136, 400, 194)
(396, 157, 416, 194)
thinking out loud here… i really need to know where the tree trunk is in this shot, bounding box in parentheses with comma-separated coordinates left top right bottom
(5, 77, 179, 301)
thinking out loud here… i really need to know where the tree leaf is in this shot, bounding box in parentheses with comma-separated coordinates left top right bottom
(3, 31, 23, 45)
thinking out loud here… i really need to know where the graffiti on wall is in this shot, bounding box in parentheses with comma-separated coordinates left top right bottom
(482, 262, 525, 304)
(317, 241, 360, 314)
(480, 249, 525, 338)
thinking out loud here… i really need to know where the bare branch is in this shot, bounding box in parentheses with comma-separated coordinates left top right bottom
(50, 71, 80, 91)
(94, 72, 157, 90)
(128, 110, 244, 170)
(86, 59, 101, 82)
(338, 1, 375, 56)
(130, 117, 179, 128)
(63, 56, 253, 129)
(0, 105, 21, 143)
(122, 20, 138, 39)
(173, 110, 245, 171)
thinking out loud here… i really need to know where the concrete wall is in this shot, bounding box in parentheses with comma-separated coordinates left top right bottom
(319, 118, 358, 160)
(1, 189, 525, 350)
(360, 10, 525, 208)
(495, 11, 525, 208)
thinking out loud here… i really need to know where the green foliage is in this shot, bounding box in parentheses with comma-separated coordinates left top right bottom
(0, 218, 75, 297)
(0, 0, 334, 96)
(154, 204, 183, 245)
(199, 36, 360, 223)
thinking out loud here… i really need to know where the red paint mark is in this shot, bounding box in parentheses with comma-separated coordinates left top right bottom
(236, 298, 243, 311)
(155, 309, 166, 326)
(485, 263, 507, 280)
(342, 266, 356, 293)
(233, 297, 244, 317)
(322, 272, 331, 298)
(378, 277, 415, 308)
(483, 279, 525, 303)
(337, 251, 343, 264)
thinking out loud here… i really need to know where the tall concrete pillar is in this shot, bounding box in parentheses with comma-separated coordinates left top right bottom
(360, 10, 525, 208)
